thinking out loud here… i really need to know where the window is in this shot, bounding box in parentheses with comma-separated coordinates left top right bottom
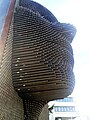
(55, 117, 62, 120)
(54, 106, 75, 112)
(55, 97, 73, 102)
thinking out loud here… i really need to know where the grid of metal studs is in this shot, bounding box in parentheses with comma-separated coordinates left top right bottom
(12, 5, 76, 101)
(10, 0, 76, 119)
(23, 99, 45, 120)
(19, 0, 76, 43)
(19, 0, 58, 23)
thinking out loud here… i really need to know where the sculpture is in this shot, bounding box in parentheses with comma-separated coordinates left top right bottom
(10, 0, 77, 119)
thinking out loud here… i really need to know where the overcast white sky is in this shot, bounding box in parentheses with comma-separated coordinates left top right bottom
(35, 0, 90, 116)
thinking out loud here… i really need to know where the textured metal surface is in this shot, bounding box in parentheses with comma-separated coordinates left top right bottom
(0, 19, 24, 120)
(10, 0, 76, 119)
(19, 0, 58, 23)
(23, 100, 45, 120)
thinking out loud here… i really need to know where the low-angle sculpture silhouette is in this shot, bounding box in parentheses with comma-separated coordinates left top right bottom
(0, 0, 76, 119)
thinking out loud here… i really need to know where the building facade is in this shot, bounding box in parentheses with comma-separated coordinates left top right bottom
(49, 97, 78, 120)
(0, 0, 76, 119)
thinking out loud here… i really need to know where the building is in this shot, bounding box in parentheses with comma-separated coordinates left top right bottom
(49, 97, 78, 120)
(0, 0, 76, 120)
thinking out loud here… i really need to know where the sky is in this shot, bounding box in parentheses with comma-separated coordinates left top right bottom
(0, 0, 10, 35)
(35, 0, 90, 116)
